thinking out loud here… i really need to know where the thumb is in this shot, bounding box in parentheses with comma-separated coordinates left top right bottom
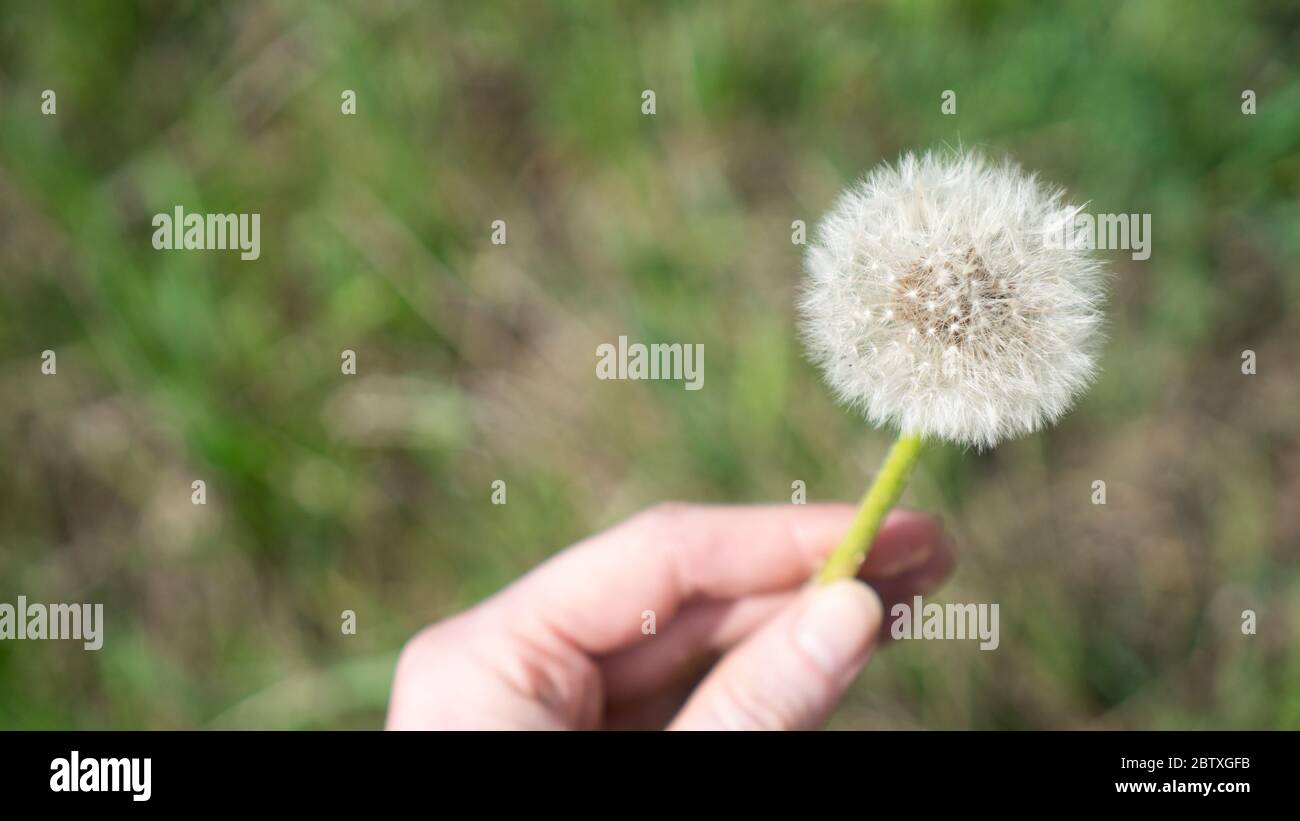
(668, 579, 882, 730)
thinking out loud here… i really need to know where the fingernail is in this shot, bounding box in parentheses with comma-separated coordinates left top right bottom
(876, 542, 933, 576)
(796, 580, 879, 676)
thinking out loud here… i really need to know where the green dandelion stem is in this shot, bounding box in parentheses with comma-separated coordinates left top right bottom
(817, 432, 925, 585)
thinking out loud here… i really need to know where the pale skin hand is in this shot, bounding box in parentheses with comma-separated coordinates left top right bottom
(386, 503, 954, 730)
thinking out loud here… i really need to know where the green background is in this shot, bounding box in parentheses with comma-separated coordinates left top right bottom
(1, 0, 1297, 728)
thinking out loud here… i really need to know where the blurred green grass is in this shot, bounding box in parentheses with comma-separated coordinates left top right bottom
(1, 0, 1298, 728)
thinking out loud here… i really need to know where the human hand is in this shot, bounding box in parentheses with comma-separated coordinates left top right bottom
(386, 503, 954, 730)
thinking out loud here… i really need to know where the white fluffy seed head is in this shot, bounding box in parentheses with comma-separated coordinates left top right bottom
(799, 150, 1106, 449)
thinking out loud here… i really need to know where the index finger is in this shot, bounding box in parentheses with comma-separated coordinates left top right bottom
(492, 503, 946, 655)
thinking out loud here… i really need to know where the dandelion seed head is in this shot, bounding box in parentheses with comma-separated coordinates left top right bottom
(799, 150, 1107, 448)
